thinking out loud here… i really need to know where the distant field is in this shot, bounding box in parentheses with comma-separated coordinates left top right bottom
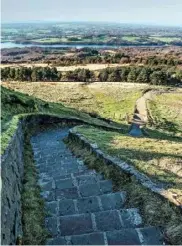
(2, 82, 147, 124)
(150, 36, 182, 43)
(121, 36, 139, 41)
(31, 38, 63, 43)
(13, 35, 182, 44)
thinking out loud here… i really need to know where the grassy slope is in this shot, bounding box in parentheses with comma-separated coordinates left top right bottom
(75, 125, 182, 203)
(148, 92, 182, 137)
(1, 85, 120, 153)
(2, 82, 145, 124)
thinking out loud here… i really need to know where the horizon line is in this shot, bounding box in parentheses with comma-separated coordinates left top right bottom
(2, 20, 182, 28)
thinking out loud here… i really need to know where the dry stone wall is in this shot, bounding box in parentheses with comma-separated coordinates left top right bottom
(0, 114, 125, 245)
(1, 121, 24, 245)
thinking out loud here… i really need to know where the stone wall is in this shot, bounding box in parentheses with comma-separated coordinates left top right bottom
(1, 121, 24, 245)
(0, 115, 84, 245)
(0, 114, 126, 245)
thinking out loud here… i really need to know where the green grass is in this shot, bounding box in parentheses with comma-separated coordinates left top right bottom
(122, 36, 139, 42)
(148, 92, 182, 136)
(2, 82, 144, 125)
(150, 36, 181, 43)
(66, 136, 182, 245)
(74, 125, 182, 204)
(32, 38, 63, 43)
(1, 85, 123, 153)
(22, 131, 49, 245)
(93, 89, 141, 122)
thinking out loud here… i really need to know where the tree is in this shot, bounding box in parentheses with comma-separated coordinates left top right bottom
(108, 68, 121, 82)
(127, 68, 138, 82)
(31, 68, 38, 82)
(120, 67, 130, 81)
(77, 69, 93, 82)
(9, 68, 16, 80)
(136, 67, 151, 83)
(150, 71, 167, 85)
(98, 69, 109, 82)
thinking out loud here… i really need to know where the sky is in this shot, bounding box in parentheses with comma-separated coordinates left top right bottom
(1, 0, 182, 26)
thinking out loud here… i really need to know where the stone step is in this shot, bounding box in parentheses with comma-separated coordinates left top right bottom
(45, 191, 126, 217)
(46, 226, 163, 245)
(40, 164, 88, 178)
(39, 169, 101, 184)
(40, 179, 113, 202)
(55, 180, 113, 200)
(45, 208, 142, 237)
(54, 174, 104, 190)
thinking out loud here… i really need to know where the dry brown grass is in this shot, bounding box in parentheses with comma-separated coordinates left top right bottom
(0, 63, 131, 71)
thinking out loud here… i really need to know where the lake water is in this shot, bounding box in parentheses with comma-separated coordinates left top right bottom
(1, 42, 121, 49)
(1, 42, 165, 49)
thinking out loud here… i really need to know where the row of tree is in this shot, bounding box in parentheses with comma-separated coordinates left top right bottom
(48, 52, 179, 67)
(1, 67, 61, 82)
(1, 66, 182, 85)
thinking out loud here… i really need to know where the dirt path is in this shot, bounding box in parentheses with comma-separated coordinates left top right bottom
(134, 91, 154, 123)
(129, 88, 180, 136)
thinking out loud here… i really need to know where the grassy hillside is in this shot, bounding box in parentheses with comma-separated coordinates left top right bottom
(74, 125, 182, 202)
(1, 85, 121, 153)
(2, 82, 146, 123)
(148, 92, 182, 136)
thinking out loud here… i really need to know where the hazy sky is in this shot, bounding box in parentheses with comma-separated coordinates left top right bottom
(1, 0, 182, 26)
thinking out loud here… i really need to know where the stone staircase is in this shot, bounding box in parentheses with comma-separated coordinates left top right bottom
(31, 127, 164, 245)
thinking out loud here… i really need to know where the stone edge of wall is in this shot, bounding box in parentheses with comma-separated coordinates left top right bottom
(68, 127, 182, 209)
(1, 120, 24, 245)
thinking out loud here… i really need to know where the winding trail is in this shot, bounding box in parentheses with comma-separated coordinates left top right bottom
(31, 127, 163, 245)
(129, 91, 154, 137)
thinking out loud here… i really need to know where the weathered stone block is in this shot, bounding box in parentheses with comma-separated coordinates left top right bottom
(46, 201, 58, 216)
(120, 208, 142, 228)
(138, 227, 163, 245)
(69, 232, 105, 245)
(100, 192, 126, 210)
(46, 237, 66, 245)
(99, 180, 113, 194)
(94, 210, 122, 231)
(56, 187, 79, 200)
(106, 228, 140, 245)
(79, 183, 101, 197)
(77, 196, 101, 213)
(45, 217, 58, 236)
(59, 214, 93, 236)
(55, 178, 74, 190)
(59, 199, 76, 216)
(76, 175, 98, 186)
